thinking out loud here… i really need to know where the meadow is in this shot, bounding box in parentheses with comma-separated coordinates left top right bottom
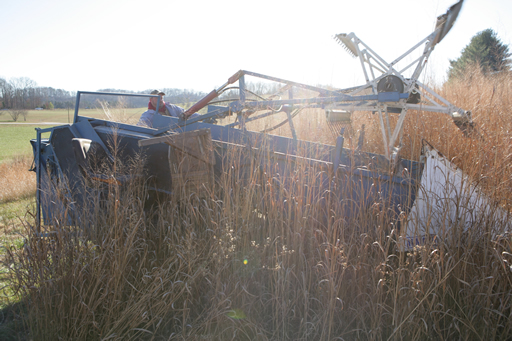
(0, 107, 146, 125)
(1, 69, 512, 340)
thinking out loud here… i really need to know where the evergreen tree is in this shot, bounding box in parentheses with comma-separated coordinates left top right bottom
(448, 29, 511, 80)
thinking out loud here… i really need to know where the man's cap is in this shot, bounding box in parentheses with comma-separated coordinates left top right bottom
(150, 89, 165, 96)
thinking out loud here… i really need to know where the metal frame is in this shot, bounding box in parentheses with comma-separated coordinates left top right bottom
(31, 1, 467, 231)
(330, 0, 468, 158)
(169, 1, 468, 161)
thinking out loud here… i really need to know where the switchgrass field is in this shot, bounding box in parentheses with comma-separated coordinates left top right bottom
(1, 68, 512, 340)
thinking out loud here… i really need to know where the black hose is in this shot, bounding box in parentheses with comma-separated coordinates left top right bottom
(260, 107, 304, 133)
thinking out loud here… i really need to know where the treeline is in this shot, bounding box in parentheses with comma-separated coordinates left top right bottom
(0, 76, 209, 110)
(90, 83, 283, 108)
(0, 77, 75, 110)
(89, 88, 208, 108)
(1, 75, 296, 111)
(217, 81, 285, 101)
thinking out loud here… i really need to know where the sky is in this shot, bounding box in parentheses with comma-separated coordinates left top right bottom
(1, 0, 511, 94)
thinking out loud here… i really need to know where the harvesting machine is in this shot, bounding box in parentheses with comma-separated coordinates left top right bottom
(30, 0, 509, 249)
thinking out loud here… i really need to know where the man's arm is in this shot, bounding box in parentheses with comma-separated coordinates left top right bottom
(165, 103, 185, 117)
(137, 110, 155, 127)
(165, 103, 200, 118)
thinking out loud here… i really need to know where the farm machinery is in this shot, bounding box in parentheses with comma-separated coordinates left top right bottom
(30, 0, 509, 249)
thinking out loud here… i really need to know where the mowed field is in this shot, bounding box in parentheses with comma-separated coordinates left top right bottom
(0, 107, 146, 125)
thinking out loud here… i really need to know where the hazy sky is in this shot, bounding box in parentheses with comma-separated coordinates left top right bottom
(1, 0, 511, 93)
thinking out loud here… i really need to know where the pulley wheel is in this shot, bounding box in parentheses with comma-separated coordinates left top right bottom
(377, 75, 404, 93)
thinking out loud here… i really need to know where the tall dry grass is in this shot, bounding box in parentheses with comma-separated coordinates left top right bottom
(0, 156, 35, 203)
(252, 67, 512, 206)
(3, 67, 512, 340)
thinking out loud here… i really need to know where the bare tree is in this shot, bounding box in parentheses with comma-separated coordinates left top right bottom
(8, 108, 28, 122)
(8, 77, 37, 109)
(0, 77, 13, 108)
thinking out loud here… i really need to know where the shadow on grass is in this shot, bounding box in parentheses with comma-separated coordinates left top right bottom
(0, 301, 27, 341)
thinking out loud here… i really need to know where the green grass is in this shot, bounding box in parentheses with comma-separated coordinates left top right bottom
(0, 197, 35, 229)
(0, 197, 32, 340)
(0, 197, 34, 341)
(0, 126, 50, 163)
(0, 196, 34, 269)
(0, 108, 73, 124)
